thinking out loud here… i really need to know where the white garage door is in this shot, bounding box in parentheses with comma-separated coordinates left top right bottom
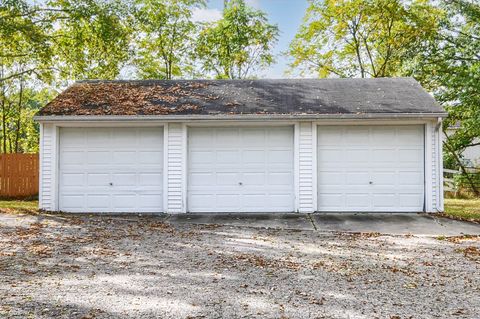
(317, 125, 424, 212)
(59, 127, 163, 213)
(188, 127, 294, 212)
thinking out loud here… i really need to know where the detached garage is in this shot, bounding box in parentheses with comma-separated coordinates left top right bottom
(35, 78, 446, 214)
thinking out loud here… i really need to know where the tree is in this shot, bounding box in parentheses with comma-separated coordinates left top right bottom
(49, 0, 133, 80)
(409, 0, 480, 194)
(0, 0, 133, 153)
(0, 0, 52, 82)
(195, 0, 278, 79)
(288, 0, 441, 78)
(133, 0, 204, 80)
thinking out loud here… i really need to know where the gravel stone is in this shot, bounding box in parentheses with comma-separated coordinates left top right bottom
(0, 213, 478, 318)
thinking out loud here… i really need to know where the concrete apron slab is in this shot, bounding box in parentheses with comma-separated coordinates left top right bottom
(166, 213, 315, 231)
(166, 213, 480, 236)
(311, 213, 480, 237)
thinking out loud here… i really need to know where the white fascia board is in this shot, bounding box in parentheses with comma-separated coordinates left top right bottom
(34, 112, 448, 123)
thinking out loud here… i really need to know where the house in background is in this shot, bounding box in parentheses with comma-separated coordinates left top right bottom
(446, 125, 480, 168)
(34, 78, 447, 214)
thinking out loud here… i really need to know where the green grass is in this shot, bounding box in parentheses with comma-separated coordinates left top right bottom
(444, 198, 480, 223)
(0, 200, 38, 214)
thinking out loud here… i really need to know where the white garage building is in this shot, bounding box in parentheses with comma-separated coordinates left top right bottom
(35, 78, 446, 214)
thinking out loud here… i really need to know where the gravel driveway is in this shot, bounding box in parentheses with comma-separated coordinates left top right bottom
(0, 212, 479, 319)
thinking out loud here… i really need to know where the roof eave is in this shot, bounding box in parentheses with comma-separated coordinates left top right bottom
(34, 112, 448, 122)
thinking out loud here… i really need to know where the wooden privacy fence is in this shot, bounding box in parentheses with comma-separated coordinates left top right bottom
(0, 153, 39, 198)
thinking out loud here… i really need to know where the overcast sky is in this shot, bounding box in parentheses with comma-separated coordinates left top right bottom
(192, 0, 309, 78)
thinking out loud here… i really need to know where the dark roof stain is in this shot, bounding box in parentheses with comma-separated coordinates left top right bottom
(37, 78, 445, 116)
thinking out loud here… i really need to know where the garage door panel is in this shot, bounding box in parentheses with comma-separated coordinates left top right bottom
(112, 194, 136, 209)
(268, 150, 293, 164)
(189, 172, 215, 186)
(113, 173, 136, 186)
(216, 194, 241, 209)
(269, 194, 294, 208)
(59, 127, 163, 213)
(318, 171, 344, 185)
(243, 172, 265, 185)
(242, 194, 266, 208)
(216, 173, 239, 185)
(371, 172, 396, 185)
(188, 126, 294, 212)
(60, 151, 85, 165)
(139, 194, 163, 209)
(318, 125, 424, 212)
(217, 150, 240, 163)
(268, 172, 293, 186)
(60, 194, 84, 209)
(216, 129, 239, 145)
(87, 173, 109, 186)
(267, 130, 291, 146)
(399, 194, 423, 207)
(373, 194, 396, 207)
(371, 128, 395, 142)
(139, 151, 162, 164)
(346, 194, 370, 207)
(243, 150, 265, 163)
(139, 173, 162, 186)
(398, 171, 423, 185)
(242, 129, 265, 144)
(188, 194, 215, 211)
(398, 149, 423, 162)
(112, 130, 137, 144)
(371, 148, 396, 159)
(113, 151, 137, 164)
(189, 150, 214, 164)
(189, 130, 213, 144)
(87, 151, 110, 164)
(62, 173, 84, 186)
(346, 172, 370, 185)
(87, 194, 110, 209)
(318, 193, 343, 209)
(87, 129, 111, 146)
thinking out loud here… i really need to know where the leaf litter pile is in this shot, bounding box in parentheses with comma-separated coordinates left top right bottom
(0, 213, 479, 319)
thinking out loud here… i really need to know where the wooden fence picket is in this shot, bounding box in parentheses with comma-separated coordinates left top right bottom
(0, 153, 39, 198)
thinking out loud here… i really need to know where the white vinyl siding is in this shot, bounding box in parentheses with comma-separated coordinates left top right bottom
(187, 126, 295, 212)
(317, 125, 425, 212)
(39, 123, 57, 211)
(430, 121, 439, 211)
(165, 123, 186, 213)
(297, 122, 316, 212)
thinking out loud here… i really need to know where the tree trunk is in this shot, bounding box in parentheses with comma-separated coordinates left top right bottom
(1, 99, 6, 154)
(14, 78, 24, 153)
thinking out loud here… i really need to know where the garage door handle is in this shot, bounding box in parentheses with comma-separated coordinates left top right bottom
(109, 182, 113, 186)
(369, 181, 373, 184)
(238, 182, 243, 186)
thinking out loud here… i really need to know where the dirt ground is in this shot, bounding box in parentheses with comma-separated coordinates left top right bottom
(0, 212, 479, 319)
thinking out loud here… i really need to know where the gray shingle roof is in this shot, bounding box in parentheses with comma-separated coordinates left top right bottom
(37, 77, 445, 117)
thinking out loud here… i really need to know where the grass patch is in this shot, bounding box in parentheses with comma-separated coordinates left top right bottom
(0, 200, 38, 214)
(443, 198, 480, 223)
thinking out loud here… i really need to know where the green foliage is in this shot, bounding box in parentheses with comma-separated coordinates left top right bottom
(196, 0, 278, 79)
(289, 0, 441, 78)
(49, 0, 133, 80)
(133, 0, 204, 80)
(409, 0, 480, 171)
(0, 0, 134, 153)
(0, 0, 53, 82)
